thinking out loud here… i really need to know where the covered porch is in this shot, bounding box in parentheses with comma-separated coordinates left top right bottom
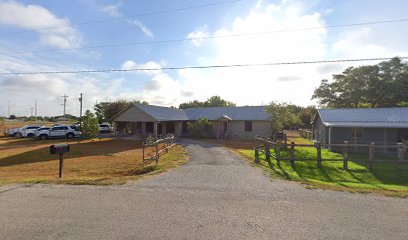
(114, 121, 184, 138)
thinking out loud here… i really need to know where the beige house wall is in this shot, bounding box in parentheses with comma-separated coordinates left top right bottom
(114, 106, 155, 122)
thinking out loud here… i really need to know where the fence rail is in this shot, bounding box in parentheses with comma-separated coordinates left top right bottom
(254, 137, 407, 170)
(299, 128, 313, 141)
(142, 135, 175, 163)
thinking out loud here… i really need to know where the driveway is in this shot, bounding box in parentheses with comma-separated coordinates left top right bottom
(0, 139, 407, 239)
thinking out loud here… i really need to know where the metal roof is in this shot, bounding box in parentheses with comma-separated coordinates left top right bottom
(184, 106, 271, 121)
(135, 104, 189, 121)
(318, 108, 408, 128)
(132, 104, 271, 121)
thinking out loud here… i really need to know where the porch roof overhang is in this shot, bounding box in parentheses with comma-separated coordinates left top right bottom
(217, 115, 232, 121)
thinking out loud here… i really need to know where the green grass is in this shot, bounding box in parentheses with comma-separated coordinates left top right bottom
(239, 146, 408, 197)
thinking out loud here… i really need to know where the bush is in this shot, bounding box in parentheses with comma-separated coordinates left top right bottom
(82, 110, 99, 138)
(187, 118, 213, 138)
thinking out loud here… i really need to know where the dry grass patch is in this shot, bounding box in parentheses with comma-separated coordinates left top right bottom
(0, 137, 187, 185)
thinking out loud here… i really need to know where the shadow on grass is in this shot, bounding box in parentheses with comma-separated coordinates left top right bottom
(0, 139, 143, 167)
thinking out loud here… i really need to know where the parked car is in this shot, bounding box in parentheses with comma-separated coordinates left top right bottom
(99, 123, 113, 133)
(6, 128, 20, 136)
(20, 126, 43, 137)
(35, 126, 81, 140)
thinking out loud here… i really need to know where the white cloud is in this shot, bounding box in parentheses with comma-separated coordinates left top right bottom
(187, 26, 209, 47)
(0, 0, 82, 48)
(121, 60, 162, 75)
(101, 1, 153, 38)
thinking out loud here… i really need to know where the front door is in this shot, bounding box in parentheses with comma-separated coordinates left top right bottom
(223, 121, 228, 134)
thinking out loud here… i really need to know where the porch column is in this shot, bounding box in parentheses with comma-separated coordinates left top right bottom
(328, 127, 332, 148)
(154, 122, 158, 138)
(141, 122, 146, 134)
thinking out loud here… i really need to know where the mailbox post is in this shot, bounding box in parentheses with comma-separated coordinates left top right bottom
(50, 144, 70, 178)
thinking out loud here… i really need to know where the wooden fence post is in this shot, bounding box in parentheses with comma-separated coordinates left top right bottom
(343, 141, 348, 170)
(290, 141, 295, 168)
(255, 146, 260, 163)
(276, 144, 281, 166)
(265, 144, 270, 161)
(316, 141, 322, 169)
(155, 142, 159, 164)
(368, 142, 375, 170)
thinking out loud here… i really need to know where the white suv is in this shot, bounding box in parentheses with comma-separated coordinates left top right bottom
(99, 123, 113, 133)
(35, 126, 81, 140)
(20, 126, 43, 137)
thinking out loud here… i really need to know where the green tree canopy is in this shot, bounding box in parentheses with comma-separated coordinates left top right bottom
(179, 96, 235, 109)
(82, 110, 99, 138)
(94, 100, 148, 123)
(265, 102, 301, 136)
(312, 57, 408, 108)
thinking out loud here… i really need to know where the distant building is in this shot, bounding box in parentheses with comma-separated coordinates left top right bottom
(312, 108, 408, 145)
(112, 103, 272, 139)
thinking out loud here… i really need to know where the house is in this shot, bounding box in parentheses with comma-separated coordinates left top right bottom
(312, 108, 408, 145)
(112, 103, 272, 138)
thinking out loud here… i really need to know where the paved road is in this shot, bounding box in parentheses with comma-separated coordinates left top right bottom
(1, 140, 407, 239)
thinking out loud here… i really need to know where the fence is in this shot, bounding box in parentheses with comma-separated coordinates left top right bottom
(298, 129, 313, 141)
(142, 135, 175, 163)
(254, 137, 407, 170)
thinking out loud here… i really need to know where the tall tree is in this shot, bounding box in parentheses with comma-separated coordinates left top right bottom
(94, 100, 148, 123)
(312, 57, 408, 108)
(82, 110, 99, 138)
(179, 96, 235, 109)
(265, 102, 300, 136)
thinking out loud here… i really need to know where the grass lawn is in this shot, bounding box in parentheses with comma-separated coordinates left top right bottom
(0, 137, 188, 185)
(213, 138, 408, 197)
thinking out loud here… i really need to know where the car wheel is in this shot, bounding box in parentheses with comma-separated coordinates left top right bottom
(66, 133, 74, 139)
(39, 134, 48, 140)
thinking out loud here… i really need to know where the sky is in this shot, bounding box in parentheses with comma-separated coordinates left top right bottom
(0, 0, 408, 117)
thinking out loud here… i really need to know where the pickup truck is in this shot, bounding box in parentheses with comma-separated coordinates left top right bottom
(35, 126, 81, 140)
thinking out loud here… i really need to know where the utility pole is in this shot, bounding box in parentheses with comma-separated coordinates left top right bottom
(30, 107, 34, 117)
(62, 94, 68, 118)
(79, 93, 83, 131)
(35, 99, 38, 119)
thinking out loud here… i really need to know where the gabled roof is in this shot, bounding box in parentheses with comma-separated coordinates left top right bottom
(184, 106, 271, 121)
(134, 103, 189, 121)
(317, 108, 408, 128)
(113, 104, 271, 122)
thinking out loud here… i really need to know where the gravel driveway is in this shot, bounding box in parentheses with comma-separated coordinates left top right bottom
(0, 139, 407, 239)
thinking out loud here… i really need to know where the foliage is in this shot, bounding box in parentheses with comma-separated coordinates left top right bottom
(9, 115, 16, 119)
(179, 96, 235, 109)
(82, 110, 99, 138)
(265, 102, 301, 136)
(94, 100, 148, 123)
(312, 57, 408, 108)
(187, 118, 213, 138)
(144, 135, 156, 146)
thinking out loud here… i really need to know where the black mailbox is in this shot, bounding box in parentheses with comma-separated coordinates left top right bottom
(50, 143, 70, 154)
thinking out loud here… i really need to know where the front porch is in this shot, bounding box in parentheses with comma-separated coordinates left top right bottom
(114, 121, 187, 138)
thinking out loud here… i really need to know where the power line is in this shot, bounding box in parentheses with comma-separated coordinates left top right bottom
(0, 0, 243, 38)
(0, 57, 406, 75)
(6, 17, 408, 55)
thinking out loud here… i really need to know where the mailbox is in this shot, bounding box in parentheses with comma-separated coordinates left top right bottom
(50, 143, 70, 154)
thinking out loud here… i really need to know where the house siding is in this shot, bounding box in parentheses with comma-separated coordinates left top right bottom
(114, 106, 155, 122)
(228, 121, 271, 138)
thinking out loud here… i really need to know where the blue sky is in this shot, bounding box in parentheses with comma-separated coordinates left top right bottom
(0, 0, 408, 116)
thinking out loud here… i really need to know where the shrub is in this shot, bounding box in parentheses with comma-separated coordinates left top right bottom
(82, 110, 99, 138)
(187, 118, 213, 138)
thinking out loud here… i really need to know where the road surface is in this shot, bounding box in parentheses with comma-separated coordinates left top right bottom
(1, 139, 407, 239)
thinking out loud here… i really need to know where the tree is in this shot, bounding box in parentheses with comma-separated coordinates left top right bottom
(82, 110, 99, 138)
(265, 102, 300, 136)
(9, 115, 16, 120)
(179, 96, 235, 109)
(187, 118, 213, 138)
(94, 100, 148, 123)
(312, 57, 408, 108)
(298, 106, 316, 128)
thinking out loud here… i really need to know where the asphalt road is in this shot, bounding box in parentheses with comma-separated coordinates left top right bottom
(0, 139, 407, 240)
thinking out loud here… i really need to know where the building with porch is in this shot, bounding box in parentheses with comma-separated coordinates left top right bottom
(312, 108, 408, 145)
(112, 103, 272, 139)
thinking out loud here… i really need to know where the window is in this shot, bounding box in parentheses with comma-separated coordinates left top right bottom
(352, 128, 363, 138)
(146, 122, 154, 133)
(245, 121, 252, 132)
(166, 122, 175, 133)
(136, 122, 142, 129)
(182, 121, 188, 133)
